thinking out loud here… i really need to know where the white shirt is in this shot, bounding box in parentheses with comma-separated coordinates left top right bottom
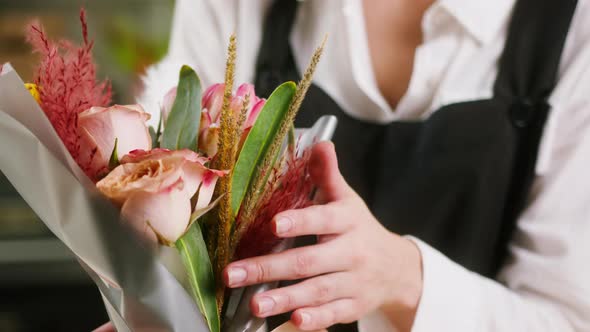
(139, 0, 590, 331)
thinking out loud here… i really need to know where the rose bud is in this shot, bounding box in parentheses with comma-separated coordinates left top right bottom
(198, 83, 266, 158)
(78, 104, 152, 180)
(202, 83, 226, 123)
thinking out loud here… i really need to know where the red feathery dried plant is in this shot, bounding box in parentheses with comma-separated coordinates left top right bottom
(26, 9, 111, 174)
(234, 148, 314, 260)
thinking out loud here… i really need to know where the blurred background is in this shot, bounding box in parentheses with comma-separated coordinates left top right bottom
(0, 0, 174, 331)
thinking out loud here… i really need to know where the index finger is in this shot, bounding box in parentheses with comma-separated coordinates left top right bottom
(223, 242, 348, 288)
(272, 203, 354, 238)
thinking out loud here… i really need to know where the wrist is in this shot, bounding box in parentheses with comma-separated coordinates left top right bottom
(380, 236, 423, 332)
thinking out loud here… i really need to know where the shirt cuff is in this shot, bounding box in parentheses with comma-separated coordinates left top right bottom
(357, 308, 396, 332)
(406, 236, 483, 332)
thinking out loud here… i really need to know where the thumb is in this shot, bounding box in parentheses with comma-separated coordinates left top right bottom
(308, 141, 352, 203)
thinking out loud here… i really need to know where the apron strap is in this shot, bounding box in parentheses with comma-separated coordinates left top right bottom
(494, 0, 578, 102)
(493, 0, 578, 274)
(254, 0, 300, 98)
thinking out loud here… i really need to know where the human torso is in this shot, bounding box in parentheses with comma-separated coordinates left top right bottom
(252, 1, 578, 331)
(141, 1, 590, 331)
(363, 0, 433, 108)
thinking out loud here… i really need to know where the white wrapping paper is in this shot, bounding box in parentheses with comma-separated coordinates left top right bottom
(0, 63, 336, 332)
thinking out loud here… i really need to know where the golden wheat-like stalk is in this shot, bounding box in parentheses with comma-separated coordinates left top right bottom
(231, 36, 327, 253)
(233, 94, 250, 158)
(212, 34, 240, 310)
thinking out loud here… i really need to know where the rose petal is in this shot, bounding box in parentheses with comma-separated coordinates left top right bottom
(199, 126, 220, 157)
(235, 83, 255, 100)
(78, 106, 115, 170)
(121, 148, 208, 165)
(121, 181, 191, 243)
(202, 83, 225, 123)
(195, 170, 222, 210)
(177, 159, 211, 199)
(97, 161, 184, 203)
(78, 126, 109, 176)
(78, 104, 151, 180)
(245, 99, 266, 129)
(199, 110, 212, 135)
(109, 106, 152, 157)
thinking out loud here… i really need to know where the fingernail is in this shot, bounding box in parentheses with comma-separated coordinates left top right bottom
(299, 312, 311, 326)
(228, 267, 247, 286)
(275, 217, 292, 234)
(257, 296, 275, 315)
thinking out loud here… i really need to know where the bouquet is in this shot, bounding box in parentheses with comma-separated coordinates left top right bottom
(0, 10, 336, 332)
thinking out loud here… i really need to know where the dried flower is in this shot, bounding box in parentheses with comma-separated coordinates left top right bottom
(26, 9, 112, 176)
(234, 148, 314, 260)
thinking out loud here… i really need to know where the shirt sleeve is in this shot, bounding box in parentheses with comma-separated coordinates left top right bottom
(360, 6, 590, 330)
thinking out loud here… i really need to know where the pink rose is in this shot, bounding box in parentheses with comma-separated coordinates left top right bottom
(201, 83, 226, 122)
(78, 104, 152, 180)
(244, 98, 266, 128)
(202, 83, 263, 124)
(160, 83, 266, 157)
(96, 148, 226, 244)
(199, 83, 266, 157)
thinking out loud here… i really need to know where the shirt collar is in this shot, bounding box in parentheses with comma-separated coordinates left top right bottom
(429, 0, 516, 44)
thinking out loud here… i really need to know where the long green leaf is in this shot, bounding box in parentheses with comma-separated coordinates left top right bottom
(108, 138, 119, 170)
(162, 65, 202, 151)
(230, 82, 296, 217)
(176, 222, 220, 332)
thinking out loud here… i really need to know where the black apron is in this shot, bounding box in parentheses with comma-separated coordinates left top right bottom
(254, 0, 578, 330)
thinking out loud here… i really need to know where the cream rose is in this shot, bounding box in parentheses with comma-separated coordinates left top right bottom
(78, 104, 152, 180)
(96, 148, 225, 244)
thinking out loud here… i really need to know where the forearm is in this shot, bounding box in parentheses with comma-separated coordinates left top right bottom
(361, 238, 588, 332)
(377, 236, 423, 332)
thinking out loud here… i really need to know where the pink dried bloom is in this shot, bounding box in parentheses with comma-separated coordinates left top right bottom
(235, 148, 314, 260)
(26, 9, 112, 177)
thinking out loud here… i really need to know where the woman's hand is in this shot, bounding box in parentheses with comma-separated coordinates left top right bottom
(224, 142, 423, 331)
(93, 322, 115, 332)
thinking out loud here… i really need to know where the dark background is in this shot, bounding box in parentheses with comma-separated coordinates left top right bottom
(0, 1, 174, 330)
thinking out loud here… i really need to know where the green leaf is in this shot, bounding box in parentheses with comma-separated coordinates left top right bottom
(186, 194, 224, 232)
(108, 138, 119, 170)
(155, 113, 163, 148)
(162, 65, 202, 151)
(176, 222, 220, 332)
(149, 113, 163, 149)
(230, 82, 297, 217)
(288, 124, 296, 153)
(149, 126, 157, 146)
